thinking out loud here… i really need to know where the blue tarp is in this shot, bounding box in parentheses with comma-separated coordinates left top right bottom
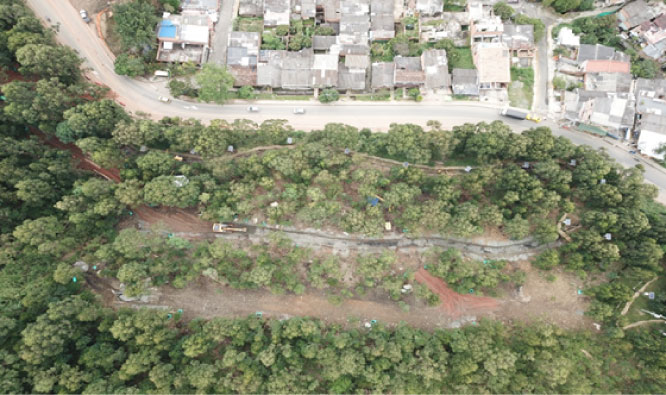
(158, 20, 177, 39)
(367, 197, 379, 207)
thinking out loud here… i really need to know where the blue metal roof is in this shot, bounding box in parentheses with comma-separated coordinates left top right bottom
(158, 20, 177, 39)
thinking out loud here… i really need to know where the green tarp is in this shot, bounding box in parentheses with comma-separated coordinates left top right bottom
(577, 123, 607, 137)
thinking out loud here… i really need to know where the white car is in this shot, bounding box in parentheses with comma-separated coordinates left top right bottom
(80, 9, 91, 23)
(158, 96, 171, 103)
(293, 108, 305, 114)
(247, 106, 259, 112)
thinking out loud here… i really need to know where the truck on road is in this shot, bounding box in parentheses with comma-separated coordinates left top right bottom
(500, 107, 529, 120)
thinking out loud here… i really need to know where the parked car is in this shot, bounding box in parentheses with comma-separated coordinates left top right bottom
(247, 106, 259, 112)
(293, 108, 305, 114)
(526, 114, 541, 123)
(80, 9, 91, 23)
(158, 96, 171, 103)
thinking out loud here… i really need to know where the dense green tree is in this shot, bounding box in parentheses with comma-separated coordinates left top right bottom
(63, 99, 130, 141)
(114, 53, 147, 77)
(144, 175, 201, 208)
(493, 2, 515, 20)
(195, 64, 235, 104)
(15, 44, 81, 84)
(112, 0, 158, 51)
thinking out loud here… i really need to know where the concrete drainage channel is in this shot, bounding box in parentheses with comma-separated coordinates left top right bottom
(157, 222, 557, 262)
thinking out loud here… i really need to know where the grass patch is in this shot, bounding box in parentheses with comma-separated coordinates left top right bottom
(624, 276, 666, 324)
(104, 17, 124, 56)
(443, 5, 466, 12)
(353, 91, 391, 101)
(449, 47, 475, 70)
(509, 66, 534, 109)
(452, 94, 478, 101)
(255, 93, 312, 100)
(234, 17, 264, 33)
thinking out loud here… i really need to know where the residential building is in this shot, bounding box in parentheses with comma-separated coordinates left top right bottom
(394, 56, 425, 88)
(472, 42, 510, 90)
(371, 62, 395, 89)
(632, 13, 666, 60)
(637, 113, 666, 158)
(313, 35, 337, 51)
(451, 68, 479, 96)
(281, 49, 315, 89)
(239, 0, 263, 17)
(576, 43, 630, 64)
(469, 1, 503, 43)
(556, 27, 580, 48)
(416, 0, 444, 16)
(181, 0, 219, 14)
(421, 49, 450, 91)
(584, 71, 632, 93)
(320, 0, 341, 23)
(257, 49, 285, 88)
(566, 90, 635, 132)
(582, 59, 631, 74)
(420, 13, 470, 47)
(501, 24, 535, 66)
(312, 53, 339, 87)
(370, 0, 395, 41)
(156, 11, 211, 63)
(293, 0, 317, 19)
(339, 0, 371, 50)
(264, 0, 290, 26)
(338, 63, 366, 90)
(617, 0, 662, 30)
(227, 32, 260, 86)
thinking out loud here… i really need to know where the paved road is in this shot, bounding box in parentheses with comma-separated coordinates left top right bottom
(25, 0, 666, 203)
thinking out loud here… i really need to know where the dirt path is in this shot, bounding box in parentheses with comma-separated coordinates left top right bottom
(620, 277, 658, 316)
(623, 319, 666, 330)
(414, 269, 500, 317)
(154, 278, 470, 329)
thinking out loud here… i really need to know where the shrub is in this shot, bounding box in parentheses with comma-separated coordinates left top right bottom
(533, 249, 560, 270)
(319, 88, 340, 103)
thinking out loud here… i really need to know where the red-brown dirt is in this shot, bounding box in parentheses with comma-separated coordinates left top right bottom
(414, 268, 500, 317)
(32, 128, 121, 182)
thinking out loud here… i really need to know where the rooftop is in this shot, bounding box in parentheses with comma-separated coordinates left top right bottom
(422, 49, 450, 89)
(584, 72, 632, 93)
(577, 44, 629, 63)
(452, 68, 479, 95)
(371, 62, 395, 89)
(181, 0, 219, 12)
(416, 0, 444, 16)
(228, 31, 260, 55)
(338, 63, 366, 90)
(617, 0, 662, 30)
(501, 24, 535, 49)
(583, 59, 631, 73)
(641, 112, 666, 134)
(557, 27, 580, 47)
(264, 0, 290, 26)
(473, 42, 511, 84)
(395, 56, 422, 71)
(157, 12, 210, 44)
(239, 0, 263, 17)
(345, 54, 370, 69)
(313, 35, 338, 51)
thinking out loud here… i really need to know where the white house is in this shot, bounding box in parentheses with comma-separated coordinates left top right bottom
(637, 113, 666, 159)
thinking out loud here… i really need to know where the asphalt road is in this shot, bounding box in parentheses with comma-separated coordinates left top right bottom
(25, 0, 666, 203)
